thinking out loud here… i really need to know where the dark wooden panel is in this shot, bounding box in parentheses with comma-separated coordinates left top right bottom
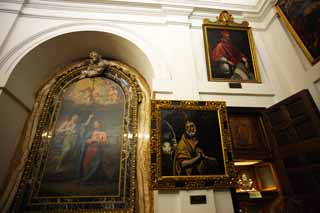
(228, 107, 271, 160)
(267, 107, 288, 127)
(287, 171, 317, 195)
(265, 89, 320, 210)
(293, 118, 318, 140)
(286, 97, 307, 119)
(274, 127, 298, 146)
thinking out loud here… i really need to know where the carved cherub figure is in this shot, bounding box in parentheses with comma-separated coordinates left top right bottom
(79, 51, 109, 79)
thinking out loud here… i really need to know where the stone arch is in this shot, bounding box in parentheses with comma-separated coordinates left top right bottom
(0, 22, 170, 88)
(0, 22, 157, 212)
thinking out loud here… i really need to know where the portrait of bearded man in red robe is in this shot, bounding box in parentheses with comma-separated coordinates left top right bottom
(211, 30, 253, 80)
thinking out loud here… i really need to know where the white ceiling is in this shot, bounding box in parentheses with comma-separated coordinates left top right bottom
(65, 0, 263, 8)
(37, 0, 275, 16)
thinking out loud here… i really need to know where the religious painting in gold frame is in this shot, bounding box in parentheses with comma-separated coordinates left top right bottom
(203, 11, 261, 83)
(150, 100, 236, 190)
(276, 1, 320, 64)
(10, 52, 142, 212)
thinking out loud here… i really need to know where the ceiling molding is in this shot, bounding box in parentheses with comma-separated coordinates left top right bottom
(0, 0, 278, 29)
(55, 0, 268, 11)
(0, 0, 25, 13)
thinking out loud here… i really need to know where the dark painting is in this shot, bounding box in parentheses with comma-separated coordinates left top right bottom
(150, 100, 236, 190)
(277, 0, 320, 64)
(160, 109, 225, 176)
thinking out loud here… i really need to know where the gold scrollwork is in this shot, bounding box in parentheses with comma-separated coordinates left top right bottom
(203, 10, 249, 27)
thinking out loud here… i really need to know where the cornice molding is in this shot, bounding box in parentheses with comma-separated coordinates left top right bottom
(0, 0, 278, 29)
(0, 0, 25, 13)
(162, 5, 193, 25)
(24, 0, 163, 16)
(59, 0, 277, 13)
(190, 4, 277, 30)
(0, 0, 277, 29)
(57, 0, 268, 12)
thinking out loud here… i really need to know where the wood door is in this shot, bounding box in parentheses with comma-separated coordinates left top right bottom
(264, 89, 320, 212)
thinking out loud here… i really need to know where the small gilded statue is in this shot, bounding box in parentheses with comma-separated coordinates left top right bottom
(238, 173, 256, 192)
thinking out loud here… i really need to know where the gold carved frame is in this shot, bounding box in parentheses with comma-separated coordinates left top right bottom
(203, 11, 261, 83)
(254, 162, 279, 192)
(150, 100, 236, 190)
(6, 52, 153, 213)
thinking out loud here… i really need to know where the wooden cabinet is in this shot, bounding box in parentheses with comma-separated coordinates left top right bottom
(228, 107, 271, 160)
(233, 162, 280, 213)
(264, 89, 320, 212)
(228, 107, 280, 212)
(229, 90, 320, 212)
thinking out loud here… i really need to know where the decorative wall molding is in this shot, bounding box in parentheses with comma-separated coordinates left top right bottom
(58, 0, 272, 12)
(198, 90, 275, 97)
(0, 0, 278, 29)
(0, 0, 25, 14)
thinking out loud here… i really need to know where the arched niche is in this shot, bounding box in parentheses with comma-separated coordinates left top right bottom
(5, 31, 155, 110)
(0, 30, 155, 212)
(2, 52, 152, 213)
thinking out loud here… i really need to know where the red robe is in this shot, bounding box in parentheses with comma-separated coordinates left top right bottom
(212, 40, 244, 65)
(82, 130, 107, 177)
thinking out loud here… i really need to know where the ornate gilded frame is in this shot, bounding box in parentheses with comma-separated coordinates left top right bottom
(10, 52, 143, 212)
(150, 100, 236, 190)
(276, 2, 320, 64)
(255, 162, 279, 192)
(203, 11, 261, 83)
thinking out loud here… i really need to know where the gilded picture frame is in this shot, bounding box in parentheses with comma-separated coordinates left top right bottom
(150, 100, 236, 190)
(10, 52, 142, 212)
(276, 1, 320, 64)
(203, 11, 261, 83)
(255, 162, 279, 192)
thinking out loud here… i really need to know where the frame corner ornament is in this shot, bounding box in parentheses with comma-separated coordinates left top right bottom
(203, 11, 249, 28)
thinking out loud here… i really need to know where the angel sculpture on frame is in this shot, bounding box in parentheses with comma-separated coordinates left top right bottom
(79, 51, 111, 79)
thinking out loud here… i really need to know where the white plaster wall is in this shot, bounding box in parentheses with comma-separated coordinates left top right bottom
(259, 16, 320, 108)
(0, 4, 286, 108)
(0, 16, 236, 211)
(0, 90, 29, 192)
(0, 12, 18, 50)
(0, 0, 319, 212)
